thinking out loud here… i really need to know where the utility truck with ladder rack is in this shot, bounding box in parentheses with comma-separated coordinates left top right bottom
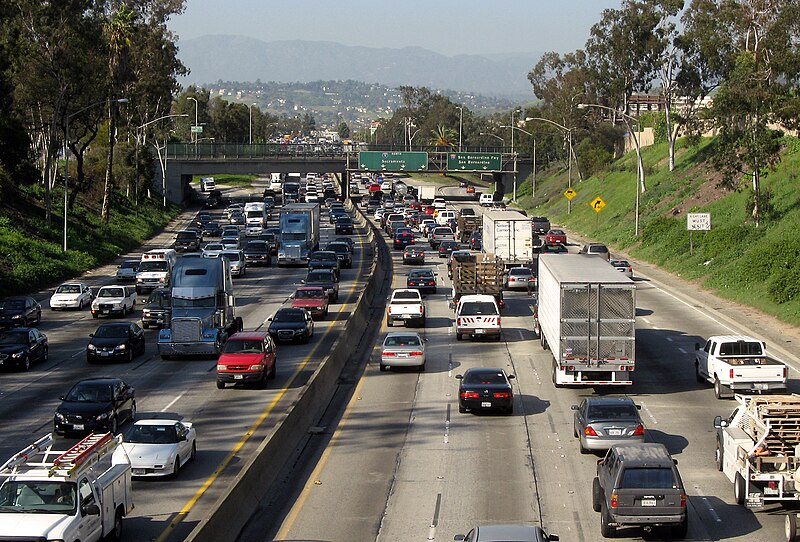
(0, 432, 133, 541)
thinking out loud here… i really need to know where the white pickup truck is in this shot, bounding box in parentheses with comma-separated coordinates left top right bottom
(695, 335, 788, 399)
(387, 289, 425, 327)
(0, 432, 133, 541)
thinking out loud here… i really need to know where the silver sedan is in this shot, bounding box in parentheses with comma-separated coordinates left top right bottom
(571, 397, 645, 454)
(379, 332, 425, 372)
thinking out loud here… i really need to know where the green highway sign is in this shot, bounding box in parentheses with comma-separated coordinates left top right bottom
(447, 152, 502, 172)
(358, 151, 428, 171)
(190, 125, 203, 134)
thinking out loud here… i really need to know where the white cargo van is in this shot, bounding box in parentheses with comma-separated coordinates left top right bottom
(479, 193, 495, 206)
(200, 177, 216, 191)
(269, 173, 283, 193)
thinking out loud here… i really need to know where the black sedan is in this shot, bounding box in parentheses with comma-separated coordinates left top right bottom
(406, 269, 437, 295)
(309, 251, 341, 277)
(243, 240, 272, 266)
(456, 368, 515, 415)
(268, 308, 314, 344)
(329, 208, 348, 223)
(304, 269, 339, 302)
(0, 327, 48, 371)
(0, 296, 42, 328)
(335, 216, 354, 235)
(87, 322, 145, 363)
(202, 221, 222, 237)
(438, 240, 461, 258)
(54, 377, 136, 435)
(393, 228, 415, 249)
(326, 242, 353, 269)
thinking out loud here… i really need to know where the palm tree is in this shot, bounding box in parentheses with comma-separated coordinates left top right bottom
(428, 125, 457, 148)
(101, 4, 135, 224)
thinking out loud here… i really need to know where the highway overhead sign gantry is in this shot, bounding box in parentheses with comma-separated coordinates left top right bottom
(359, 151, 428, 171)
(446, 152, 502, 172)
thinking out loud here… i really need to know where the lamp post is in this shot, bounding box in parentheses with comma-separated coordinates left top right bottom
(577, 103, 644, 236)
(133, 113, 188, 209)
(479, 132, 505, 148)
(500, 125, 536, 202)
(63, 98, 128, 252)
(249, 103, 257, 145)
(457, 106, 463, 152)
(188, 96, 198, 152)
(525, 117, 572, 213)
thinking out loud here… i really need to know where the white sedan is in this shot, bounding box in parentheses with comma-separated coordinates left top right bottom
(433, 197, 447, 210)
(115, 419, 197, 478)
(50, 282, 93, 310)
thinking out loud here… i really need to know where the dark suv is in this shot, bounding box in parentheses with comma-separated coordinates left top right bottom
(593, 443, 687, 538)
(174, 230, 201, 252)
(141, 288, 171, 329)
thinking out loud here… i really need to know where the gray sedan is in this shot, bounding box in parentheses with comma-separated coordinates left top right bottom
(571, 397, 644, 454)
(454, 524, 559, 542)
(380, 332, 425, 372)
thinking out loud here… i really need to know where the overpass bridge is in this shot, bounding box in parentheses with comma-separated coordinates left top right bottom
(154, 143, 533, 203)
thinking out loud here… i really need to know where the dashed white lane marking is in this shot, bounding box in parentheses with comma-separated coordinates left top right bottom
(699, 493, 722, 522)
(641, 317, 651, 325)
(161, 390, 187, 412)
(678, 347, 687, 354)
(640, 402, 658, 425)
(666, 337, 673, 342)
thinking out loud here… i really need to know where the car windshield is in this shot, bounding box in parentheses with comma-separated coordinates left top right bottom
(65, 383, 113, 403)
(245, 242, 268, 252)
(138, 261, 168, 272)
(460, 302, 497, 316)
(93, 326, 129, 339)
(223, 339, 264, 354)
(434, 228, 452, 235)
(146, 292, 170, 307)
(205, 244, 224, 251)
(312, 253, 336, 262)
(56, 284, 81, 294)
(126, 424, 178, 444)
(274, 310, 305, 323)
(0, 481, 77, 514)
(222, 252, 241, 262)
(326, 244, 348, 253)
(98, 288, 124, 298)
(619, 468, 677, 489)
(464, 371, 506, 385)
(295, 289, 324, 299)
(384, 335, 421, 347)
(172, 297, 215, 309)
(0, 300, 24, 310)
(393, 292, 420, 301)
(0, 330, 27, 345)
(119, 261, 137, 269)
(177, 232, 196, 241)
(509, 268, 532, 276)
(587, 404, 639, 420)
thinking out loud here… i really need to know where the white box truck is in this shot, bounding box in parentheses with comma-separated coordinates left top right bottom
(0, 432, 133, 541)
(418, 186, 436, 203)
(482, 210, 533, 266)
(535, 254, 636, 387)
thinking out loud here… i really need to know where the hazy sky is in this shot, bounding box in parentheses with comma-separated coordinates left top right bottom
(169, 0, 623, 56)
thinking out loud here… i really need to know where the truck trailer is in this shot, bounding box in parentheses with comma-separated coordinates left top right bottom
(157, 256, 242, 358)
(535, 254, 636, 387)
(482, 210, 533, 267)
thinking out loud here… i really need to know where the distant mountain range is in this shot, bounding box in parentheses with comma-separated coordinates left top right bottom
(176, 36, 540, 100)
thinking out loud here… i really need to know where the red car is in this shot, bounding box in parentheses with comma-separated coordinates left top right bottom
(368, 183, 382, 193)
(465, 185, 475, 194)
(291, 286, 330, 318)
(422, 205, 436, 215)
(545, 228, 567, 245)
(216, 331, 277, 389)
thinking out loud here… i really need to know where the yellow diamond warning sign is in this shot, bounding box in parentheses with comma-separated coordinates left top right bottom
(564, 187, 577, 200)
(590, 196, 606, 213)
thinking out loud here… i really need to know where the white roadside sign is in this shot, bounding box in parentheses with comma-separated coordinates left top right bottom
(687, 212, 711, 231)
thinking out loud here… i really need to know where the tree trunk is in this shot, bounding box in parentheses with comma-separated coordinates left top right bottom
(101, 100, 114, 224)
(752, 170, 760, 228)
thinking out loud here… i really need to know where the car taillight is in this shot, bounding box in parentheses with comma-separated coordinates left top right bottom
(409, 351, 423, 356)
(419, 306, 424, 313)
(584, 426, 598, 436)
(680, 493, 686, 507)
(730, 368, 735, 379)
(493, 392, 511, 399)
(456, 318, 461, 325)
(382, 351, 396, 356)
(784, 366, 788, 379)
(610, 492, 618, 508)
(460, 391, 480, 399)
(632, 424, 645, 436)
(428, 281, 435, 285)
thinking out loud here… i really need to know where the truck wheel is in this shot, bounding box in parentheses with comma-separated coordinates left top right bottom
(142, 323, 149, 329)
(268, 361, 277, 379)
(714, 376, 726, 400)
(715, 441, 724, 471)
(387, 317, 393, 327)
(600, 501, 615, 538)
(785, 514, 799, 542)
(592, 478, 603, 512)
(734, 472, 746, 505)
(216, 381, 225, 389)
(552, 363, 564, 389)
(456, 332, 462, 341)
(105, 508, 123, 542)
(695, 363, 704, 383)
(672, 518, 688, 539)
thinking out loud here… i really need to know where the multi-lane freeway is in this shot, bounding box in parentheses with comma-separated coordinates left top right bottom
(3, 176, 799, 542)
(242, 181, 800, 542)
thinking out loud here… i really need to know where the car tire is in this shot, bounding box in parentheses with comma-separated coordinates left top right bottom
(455, 333, 462, 341)
(20, 356, 30, 372)
(142, 323, 149, 329)
(387, 318, 393, 328)
(379, 363, 388, 372)
(42, 346, 48, 363)
(171, 457, 180, 478)
(672, 518, 688, 539)
(458, 404, 467, 414)
(592, 478, 603, 512)
(734, 472, 746, 505)
(580, 439, 590, 455)
(268, 361, 277, 379)
(110, 416, 118, 435)
(786, 514, 799, 542)
(714, 376, 725, 400)
(107, 508, 124, 542)
(505, 405, 514, 415)
(216, 381, 225, 389)
(552, 362, 564, 389)
(127, 349, 133, 363)
(92, 313, 98, 319)
(35, 311, 41, 325)
(695, 363, 704, 384)
(51, 306, 57, 311)
(600, 501, 615, 538)
(419, 363, 425, 373)
(715, 441, 724, 471)
(190, 442, 197, 462)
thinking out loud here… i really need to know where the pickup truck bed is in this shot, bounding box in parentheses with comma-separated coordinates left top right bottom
(387, 289, 425, 328)
(696, 335, 788, 399)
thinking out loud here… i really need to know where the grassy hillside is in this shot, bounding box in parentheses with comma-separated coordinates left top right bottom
(0, 186, 179, 297)
(516, 136, 800, 326)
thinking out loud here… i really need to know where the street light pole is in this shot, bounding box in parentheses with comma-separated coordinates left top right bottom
(457, 106, 463, 152)
(577, 103, 644, 236)
(510, 108, 521, 203)
(249, 103, 256, 145)
(188, 96, 198, 152)
(63, 98, 128, 252)
(479, 132, 505, 148)
(500, 124, 536, 204)
(525, 117, 573, 213)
